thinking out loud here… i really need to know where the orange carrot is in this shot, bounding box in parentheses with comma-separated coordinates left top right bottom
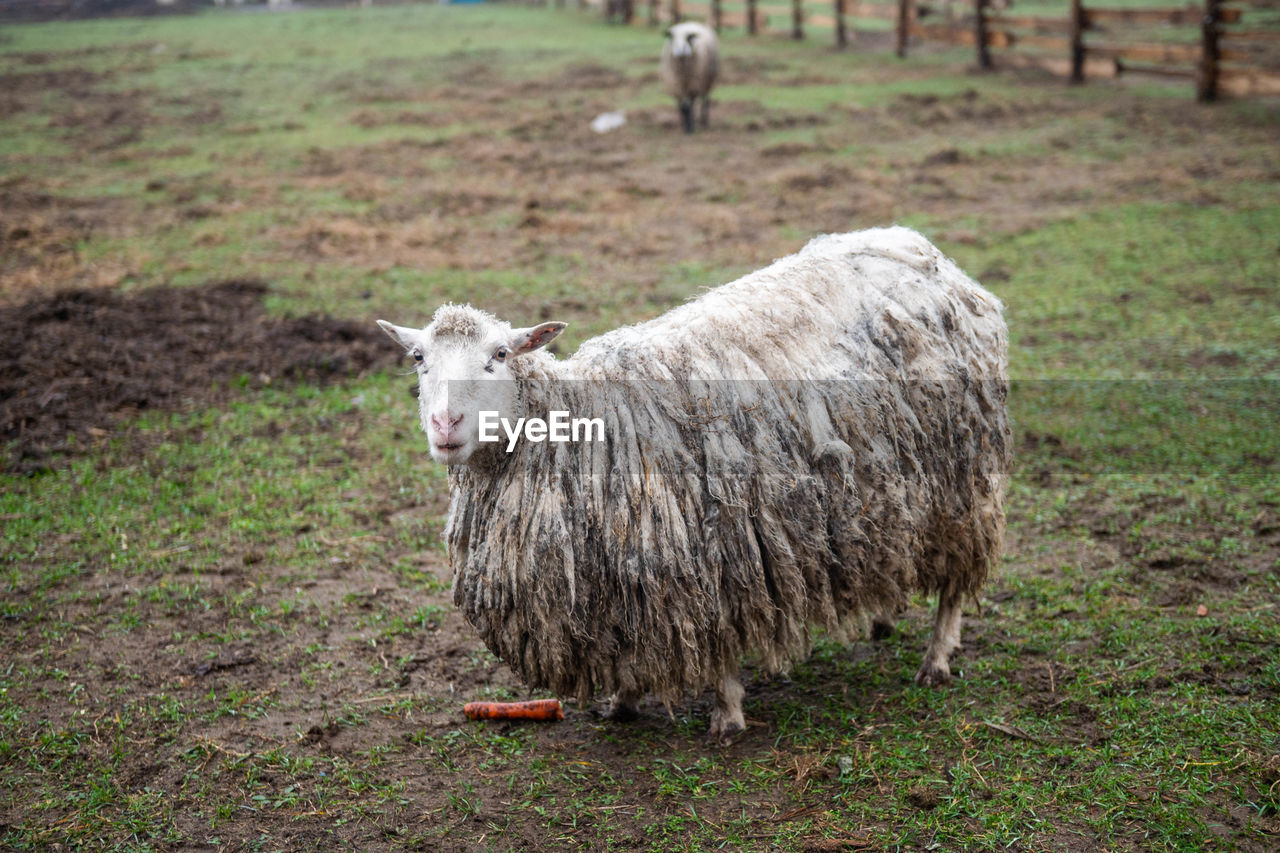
(463, 699, 564, 722)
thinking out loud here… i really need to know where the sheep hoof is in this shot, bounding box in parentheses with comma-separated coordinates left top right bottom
(706, 720, 745, 747)
(871, 620, 895, 641)
(603, 701, 640, 723)
(914, 661, 953, 687)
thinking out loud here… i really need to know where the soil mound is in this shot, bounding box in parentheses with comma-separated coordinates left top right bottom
(0, 280, 396, 473)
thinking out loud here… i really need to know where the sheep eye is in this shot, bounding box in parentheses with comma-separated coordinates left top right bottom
(412, 349, 424, 364)
(493, 347, 509, 362)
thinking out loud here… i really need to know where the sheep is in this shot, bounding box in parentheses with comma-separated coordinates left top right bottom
(661, 22, 719, 134)
(377, 226, 1010, 742)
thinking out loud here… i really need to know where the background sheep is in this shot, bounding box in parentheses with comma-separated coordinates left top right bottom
(661, 22, 719, 133)
(378, 227, 1011, 742)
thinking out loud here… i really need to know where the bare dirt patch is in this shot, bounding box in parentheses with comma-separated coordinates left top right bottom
(46, 87, 150, 149)
(0, 52, 156, 149)
(0, 179, 131, 301)
(0, 67, 111, 117)
(0, 279, 397, 473)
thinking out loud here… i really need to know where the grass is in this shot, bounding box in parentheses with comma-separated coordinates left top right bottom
(2, 3, 1279, 851)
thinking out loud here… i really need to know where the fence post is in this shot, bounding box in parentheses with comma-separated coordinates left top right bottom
(748, 0, 758, 34)
(896, 0, 914, 58)
(671, 0, 681, 24)
(712, 0, 722, 30)
(834, 0, 847, 47)
(1069, 0, 1085, 83)
(1198, 0, 1221, 101)
(974, 0, 992, 69)
(793, 0, 804, 38)
(649, 0, 658, 26)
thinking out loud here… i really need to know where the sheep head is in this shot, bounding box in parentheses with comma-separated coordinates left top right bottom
(666, 22, 701, 59)
(377, 305, 566, 466)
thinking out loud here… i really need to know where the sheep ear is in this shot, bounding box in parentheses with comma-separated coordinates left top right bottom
(376, 320, 421, 351)
(511, 321, 566, 355)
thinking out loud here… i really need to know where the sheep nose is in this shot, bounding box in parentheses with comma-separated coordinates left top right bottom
(431, 412, 463, 439)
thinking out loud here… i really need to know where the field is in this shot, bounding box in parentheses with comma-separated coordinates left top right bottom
(2, 4, 1279, 850)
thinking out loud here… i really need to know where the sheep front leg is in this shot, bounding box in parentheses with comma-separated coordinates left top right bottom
(708, 670, 745, 744)
(679, 99, 695, 134)
(915, 585, 963, 687)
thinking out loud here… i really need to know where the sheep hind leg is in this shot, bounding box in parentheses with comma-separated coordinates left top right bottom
(605, 688, 643, 722)
(915, 585, 964, 687)
(699, 95, 711, 129)
(707, 670, 745, 745)
(871, 603, 902, 641)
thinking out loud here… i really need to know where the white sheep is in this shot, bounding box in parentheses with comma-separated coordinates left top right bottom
(660, 22, 719, 134)
(378, 227, 1010, 741)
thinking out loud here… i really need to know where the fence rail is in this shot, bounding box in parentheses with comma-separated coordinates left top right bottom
(604, 0, 1280, 100)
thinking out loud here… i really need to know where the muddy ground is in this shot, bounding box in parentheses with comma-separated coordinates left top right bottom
(1, 18, 1278, 852)
(0, 281, 397, 473)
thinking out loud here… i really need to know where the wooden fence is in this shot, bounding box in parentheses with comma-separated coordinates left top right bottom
(609, 0, 1280, 100)
(963, 0, 1280, 99)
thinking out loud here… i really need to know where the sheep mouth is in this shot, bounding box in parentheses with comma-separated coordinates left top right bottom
(434, 441, 464, 452)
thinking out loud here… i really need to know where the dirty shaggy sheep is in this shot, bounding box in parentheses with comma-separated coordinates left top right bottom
(378, 227, 1011, 741)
